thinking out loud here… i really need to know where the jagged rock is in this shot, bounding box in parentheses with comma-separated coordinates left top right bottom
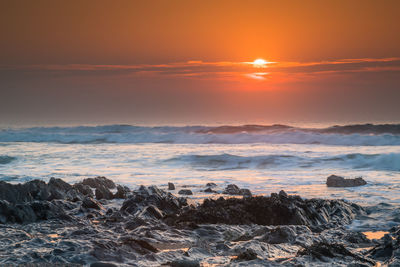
(82, 197, 103, 210)
(260, 226, 297, 244)
(279, 190, 288, 198)
(121, 185, 187, 217)
(223, 184, 252, 196)
(0, 200, 67, 224)
(206, 182, 217, 187)
(95, 186, 113, 200)
(326, 175, 367, 187)
(166, 194, 363, 228)
(297, 242, 375, 264)
(82, 176, 116, 190)
(204, 187, 216, 193)
(114, 185, 130, 199)
(168, 182, 175, 190)
(90, 262, 118, 267)
(73, 183, 94, 197)
(178, 189, 193, 195)
(169, 260, 200, 267)
(240, 189, 252, 197)
(235, 249, 258, 261)
(223, 184, 241, 195)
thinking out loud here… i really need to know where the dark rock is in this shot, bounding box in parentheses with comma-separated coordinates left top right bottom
(279, 190, 288, 198)
(121, 185, 186, 217)
(73, 183, 94, 197)
(326, 175, 367, 187)
(235, 249, 258, 261)
(119, 237, 158, 254)
(82, 176, 116, 190)
(168, 182, 175, 190)
(90, 262, 118, 267)
(0, 180, 50, 203)
(82, 197, 103, 210)
(344, 232, 371, 244)
(0, 200, 66, 224)
(206, 182, 217, 187)
(261, 226, 296, 244)
(113, 185, 130, 199)
(48, 177, 72, 191)
(223, 184, 252, 196)
(178, 189, 193, 195)
(240, 188, 252, 197)
(95, 186, 113, 200)
(204, 187, 216, 193)
(137, 205, 164, 219)
(170, 260, 200, 267)
(297, 242, 375, 264)
(166, 194, 363, 228)
(125, 217, 147, 230)
(223, 184, 241, 195)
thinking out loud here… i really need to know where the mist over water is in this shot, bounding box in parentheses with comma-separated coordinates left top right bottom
(1, 123, 400, 208)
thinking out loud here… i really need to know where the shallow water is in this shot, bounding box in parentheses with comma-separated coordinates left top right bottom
(1, 124, 400, 208)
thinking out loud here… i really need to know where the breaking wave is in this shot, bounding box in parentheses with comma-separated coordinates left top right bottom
(166, 152, 400, 172)
(0, 123, 400, 146)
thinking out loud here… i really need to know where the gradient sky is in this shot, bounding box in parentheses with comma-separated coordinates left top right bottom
(1, 0, 400, 125)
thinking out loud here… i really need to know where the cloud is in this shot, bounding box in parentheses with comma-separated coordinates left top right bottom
(1, 57, 400, 81)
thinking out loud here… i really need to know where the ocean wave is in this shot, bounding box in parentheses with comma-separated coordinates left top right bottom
(0, 156, 16, 165)
(166, 152, 400, 172)
(0, 123, 400, 145)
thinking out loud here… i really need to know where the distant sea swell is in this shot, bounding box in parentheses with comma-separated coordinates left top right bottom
(0, 123, 400, 146)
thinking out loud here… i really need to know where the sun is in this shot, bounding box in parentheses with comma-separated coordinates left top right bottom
(252, 58, 268, 68)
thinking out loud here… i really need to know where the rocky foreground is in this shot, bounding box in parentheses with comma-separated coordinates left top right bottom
(0, 177, 399, 266)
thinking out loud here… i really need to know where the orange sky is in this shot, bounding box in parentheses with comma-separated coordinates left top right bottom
(1, 0, 400, 125)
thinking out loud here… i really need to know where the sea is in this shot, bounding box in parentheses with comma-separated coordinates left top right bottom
(1, 123, 400, 230)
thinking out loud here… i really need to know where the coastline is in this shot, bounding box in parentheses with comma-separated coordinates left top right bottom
(1, 176, 399, 266)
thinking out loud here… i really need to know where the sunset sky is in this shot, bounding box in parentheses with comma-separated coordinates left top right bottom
(1, 0, 400, 125)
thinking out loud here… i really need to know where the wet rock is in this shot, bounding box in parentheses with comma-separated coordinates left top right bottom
(344, 232, 371, 244)
(326, 175, 367, 187)
(240, 188, 252, 197)
(166, 194, 362, 228)
(169, 260, 200, 267)
(119, 237, 158, 254)
(82, 197, 103, 210)
(82, 176, 116, 190)
(178, 189, 193, 195)
(0, 200, 66, 224)
(204, 188, 216, 193)
(260, 226, 296, 244)
(206, 182, 217, 187)
(279, 190, 288, 198)
(223, 184, 252, 197)
(168, 182, 175, 190)
(235, 249, 258, 261)
(0, 180, 50, 203)
(95, 186, 113, 200)
(90, 262, 118, 267)
(121, 185, 186, 217)
(297, 242, 375, 264)
(73, 183, 94, 197)
(113, 185, 130, 199)
(223, 184, 240, 195)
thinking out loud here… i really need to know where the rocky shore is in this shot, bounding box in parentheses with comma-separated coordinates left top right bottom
(0, 177, 399, 266)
